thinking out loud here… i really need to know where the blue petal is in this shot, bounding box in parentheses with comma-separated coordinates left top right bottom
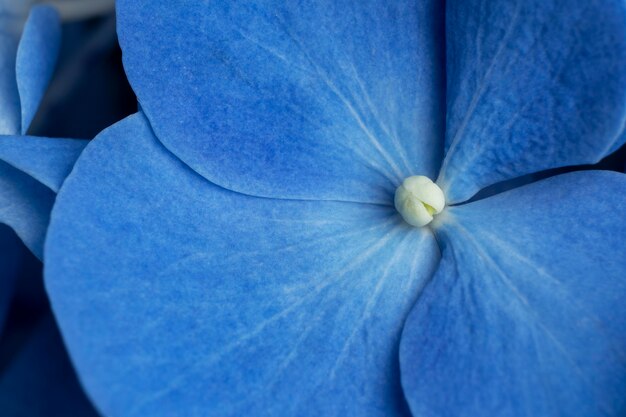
(437, 0, 626, 203)
(0, 313, 100, 416)
(0, 135, 87, 192)
(0, 160, 54, 259)
(45, 113, 440, 416)
(0, 1, 30, 134)
(16, 5, 60, 134)
(116, 1, 445, 203)
(400, 171, 626, 416)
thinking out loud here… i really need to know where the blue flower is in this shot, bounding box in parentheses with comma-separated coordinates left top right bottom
(0, 3, 62, 260)
(0, 4, 99, 416)
(0, 2, 86, 328)
(0, 3, 65, 351)
(0, 1, 116, 262)
(42, 1, 626, 416)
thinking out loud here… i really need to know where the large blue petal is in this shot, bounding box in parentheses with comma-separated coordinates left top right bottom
(0, 135, 87, 192)
(0, 160, 54, 259)
(16, 5, 60, 134)
(45, 113, 440, 416)
(437, 0, 626, 203)
(116, 1, 445, 204)
(0, 313, 100, 416)
(401, 171, 626, 416)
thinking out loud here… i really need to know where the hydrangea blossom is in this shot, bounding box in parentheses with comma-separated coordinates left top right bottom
(5, 0, 624, 416)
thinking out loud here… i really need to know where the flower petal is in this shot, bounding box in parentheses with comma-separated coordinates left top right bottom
(401, 171, 626, 416)
(0, 161, 53, 259)
(0, 1, 32, 134)
(45, 113, 439, 416)
(16, 5, 61, 134)
(116, 1, 445, 203)
(0, 313, 100, 416)
(437, 0, 626, 203)
(0, 136, 87, 192)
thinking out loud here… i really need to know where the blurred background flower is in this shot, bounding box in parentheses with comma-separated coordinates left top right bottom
(0, 1, 134, 415)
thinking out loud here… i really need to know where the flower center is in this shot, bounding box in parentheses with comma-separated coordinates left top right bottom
(394, 176, 445, 227)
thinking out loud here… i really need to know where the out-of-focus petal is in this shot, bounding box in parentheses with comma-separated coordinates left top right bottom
(0, 227, 22, 332)
(16, 5, 60, 133)
(401, 171, 626, 416)
(0, 136, 86, 192)
(0, 0, 32, 134)
(0, 313, 100, 416)
(45, 113, 440, 416)
(0, 161, 54, 259)
(116, 1, 445, 204)
(437, 0, 626, 203)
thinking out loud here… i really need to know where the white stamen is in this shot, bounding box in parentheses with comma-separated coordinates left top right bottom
(394, 176, 445, 227)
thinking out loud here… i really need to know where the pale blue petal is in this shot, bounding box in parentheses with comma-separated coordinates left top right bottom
(45, 113, 440, 416)
(0, 313, 100, 416)
(16, 5, 60, 134)
(437, 0, 626, 203)
(116, 1, 445, 203)
(401, 171, 626, 416)
(0, 161, 54, 259)
(0, 135, 87, 192)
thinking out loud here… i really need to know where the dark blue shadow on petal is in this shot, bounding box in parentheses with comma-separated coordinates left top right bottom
(0, 248, 46, 375)
(29, 13, 137, 139)
(0, 311, 100, 417)
(0, 226, 23, 334)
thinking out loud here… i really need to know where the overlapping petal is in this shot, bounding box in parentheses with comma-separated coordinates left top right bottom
(16, 5, 61, 133)
(0, 136, 85, 258)
(45, 113, 440, 416)
(401, 171, 626, 416)
(437, 0, 626, 203)
(0, 161, 53, 259)
(0, 0, 32, 134)
(0, 136, 87, 192)
(116, 0, 445, 204)
(0, 3, 59, 135)
(0, 5, 63, 260)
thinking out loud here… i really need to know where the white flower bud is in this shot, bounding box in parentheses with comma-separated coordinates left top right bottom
(394, 176, 445, 227)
